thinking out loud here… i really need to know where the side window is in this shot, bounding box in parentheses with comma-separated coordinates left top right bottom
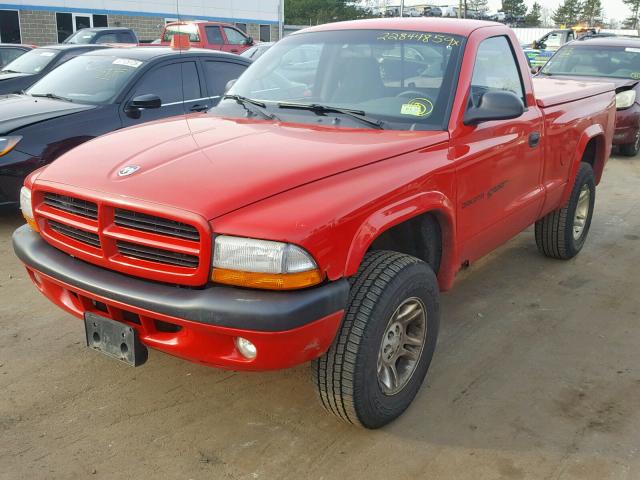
(1, 48, 25, 66)
(134, 62, 200, 105)
(223, 27, 247, 45)
(117, 32, 137, 43)
(545, 32, 563, 48)
(471, 36, 525, 105)
(203, 61, 247, 99)
(95, 33, 118, 44)
(206, 26, 223, 44)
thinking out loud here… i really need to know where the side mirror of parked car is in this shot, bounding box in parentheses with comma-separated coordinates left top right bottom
(532, 41, 539, 49)
(244, 36, 254, 46)
(225, 79, 237, 93)
(531, 66, 542, 75)
(463, 90, 525, 125)
(125, 94, 162, 118)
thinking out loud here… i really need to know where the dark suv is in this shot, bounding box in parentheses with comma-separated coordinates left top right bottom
(63, 27, 138, 44)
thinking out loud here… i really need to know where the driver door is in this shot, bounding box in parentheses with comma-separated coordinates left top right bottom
(455, 35, 544, 262)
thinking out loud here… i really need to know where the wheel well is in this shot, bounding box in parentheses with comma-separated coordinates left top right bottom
(581, 136, 605, 179)
(367, 213, 442, 274)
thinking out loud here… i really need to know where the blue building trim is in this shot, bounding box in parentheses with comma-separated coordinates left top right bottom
(0, 3, 279, 25)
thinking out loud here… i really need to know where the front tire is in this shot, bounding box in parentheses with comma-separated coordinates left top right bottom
(619, 129, 640, 157)
(535, 162, 596, 259)
(312, 251, 440, 429)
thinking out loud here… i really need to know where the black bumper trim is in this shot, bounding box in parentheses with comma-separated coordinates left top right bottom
(13, 225, 349, 332)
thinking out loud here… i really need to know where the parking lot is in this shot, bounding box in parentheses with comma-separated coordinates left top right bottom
(0, 154, 637, 479)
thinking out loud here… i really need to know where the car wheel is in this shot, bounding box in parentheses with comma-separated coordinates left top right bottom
(312, 250, 439, 429)
(619, 130, 640, 157)
(535, 162, 596, 259)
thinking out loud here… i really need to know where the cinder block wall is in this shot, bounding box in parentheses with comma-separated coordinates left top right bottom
(107, 14, 165, 42)
(20, 10, 58, 45)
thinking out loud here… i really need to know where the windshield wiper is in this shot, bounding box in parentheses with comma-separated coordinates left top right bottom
(1, 69, 20, 74)
(277, 102, 385, 130)
(223, 94, 279, 121)
(31, 93, 74, 103)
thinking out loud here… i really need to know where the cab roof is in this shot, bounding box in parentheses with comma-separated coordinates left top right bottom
(297, 18, 502, 37)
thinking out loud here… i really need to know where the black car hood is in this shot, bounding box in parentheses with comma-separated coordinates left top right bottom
(0, 94, 96, 134)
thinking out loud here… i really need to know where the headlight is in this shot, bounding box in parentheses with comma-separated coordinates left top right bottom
(0, 136, 22, 156)
(20, 186, 38, 231)
(211, 235, 322, 290)
(616, 90, 636, 109)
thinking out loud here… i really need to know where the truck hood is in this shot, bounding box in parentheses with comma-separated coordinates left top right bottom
(538, 74, 637, 91)
(37, 114, 449, 220)
(0, 94, 96, 134)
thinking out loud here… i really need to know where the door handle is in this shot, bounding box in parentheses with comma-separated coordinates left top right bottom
(529, 132, 541, 148)
(190, 104, 209, 112)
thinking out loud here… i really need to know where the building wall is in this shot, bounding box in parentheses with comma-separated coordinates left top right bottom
(19, 10, 58, 45)
(106, 14, 164, 42)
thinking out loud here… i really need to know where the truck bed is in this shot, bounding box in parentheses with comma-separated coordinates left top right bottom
(533, 77, 615, 108)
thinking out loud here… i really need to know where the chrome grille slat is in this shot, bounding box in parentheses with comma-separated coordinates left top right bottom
(114, 209, 200, 241)
(116, 241, 199, 268)
(49, 220, 100, 248)
(44, 193, 98, 219)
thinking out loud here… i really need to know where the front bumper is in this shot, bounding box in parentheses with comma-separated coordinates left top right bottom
(613, 105, 640, 145)
(0, 149, 39, 205)
(13, 225, 349, 370)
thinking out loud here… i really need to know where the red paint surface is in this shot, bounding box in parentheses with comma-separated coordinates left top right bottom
(159, 21, 253, 54)
(21, 20, 617, 370)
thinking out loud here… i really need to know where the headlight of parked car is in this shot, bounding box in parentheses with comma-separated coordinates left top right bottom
(0, 136, 22, 156)
(20, 186, 38, 231)
(616, 90, 636, 110)
(211, 235, 322, 290)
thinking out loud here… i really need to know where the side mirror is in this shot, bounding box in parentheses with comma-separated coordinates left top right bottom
(531, 66, 542, 75)
(225, 79, 237, 93)
(125, 94, 161, 119)
(129, 94, 161, 109)
(244, 36, 254, 46)
(464, 90, 524, 126)
(532, 41, 538, 49)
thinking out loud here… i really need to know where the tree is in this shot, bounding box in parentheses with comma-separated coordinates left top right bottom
(285, 0, 371, 25)
(623, 0, 640, 29)
(524, 2, 543, 26)
(468, 0, 489, 17)
(552, 0, 583, 26)
(581, 0, 602, 24)
(500, 0, 527, 17)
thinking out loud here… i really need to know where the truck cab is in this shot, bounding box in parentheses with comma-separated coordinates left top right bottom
(160, 21, 254, 54)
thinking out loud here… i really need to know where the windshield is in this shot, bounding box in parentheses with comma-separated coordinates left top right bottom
(28, 55, 143, 104)
(163, 24, 200, 42)
(542, 45, 640, 79)
(65, 30, 97, 44)
(222, 29, 465, 130)
(1, 48, 57, 74)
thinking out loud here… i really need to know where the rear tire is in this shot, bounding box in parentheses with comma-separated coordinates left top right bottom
(312, 251, 439, 429)
(535, 162, 596, 259)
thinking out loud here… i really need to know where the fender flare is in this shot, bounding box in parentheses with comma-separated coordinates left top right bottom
(344, 191, 459, 292)
(560, 124, 605, 205)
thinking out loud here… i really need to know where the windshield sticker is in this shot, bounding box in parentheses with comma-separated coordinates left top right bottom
(377, 32, 460, 47)
(626, 47, 640, 53)
(113, 58, 143, 68)
(401, 98, 434, 117)
(39, 52, 55, 57)
(631, 72, 640, 80)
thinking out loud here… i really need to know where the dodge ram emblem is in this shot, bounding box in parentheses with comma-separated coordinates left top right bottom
(118, 165, 140, 177)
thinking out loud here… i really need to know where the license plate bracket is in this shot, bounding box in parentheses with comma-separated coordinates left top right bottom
(84, 312, 148, 366)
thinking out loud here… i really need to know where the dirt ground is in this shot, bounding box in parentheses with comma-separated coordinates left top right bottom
(0, 156, 639, 480)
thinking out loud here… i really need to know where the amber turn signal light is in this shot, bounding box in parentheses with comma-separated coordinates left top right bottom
(212, 268, 323, 290)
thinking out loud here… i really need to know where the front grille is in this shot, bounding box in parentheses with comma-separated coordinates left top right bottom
(49, 220, 100, 248)
(114, 209, 200, 241)
(44, 193, 98, 219)
(116, 241, 199, 268)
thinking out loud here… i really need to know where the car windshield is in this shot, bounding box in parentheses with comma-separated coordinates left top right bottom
(65, 30, 97, 44)
(542, 44, 640, 79)
(28, 54, 143, 104)
(163, 24, 200, 42)
(222, 29, 465, 130)
(1, 48, 57, 74)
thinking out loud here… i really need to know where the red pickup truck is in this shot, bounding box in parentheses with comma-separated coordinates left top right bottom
(159, 21, 255, 54)
(14, 19, 615, 428)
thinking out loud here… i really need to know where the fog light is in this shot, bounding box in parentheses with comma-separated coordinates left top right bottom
(235, 337, 257, 359)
